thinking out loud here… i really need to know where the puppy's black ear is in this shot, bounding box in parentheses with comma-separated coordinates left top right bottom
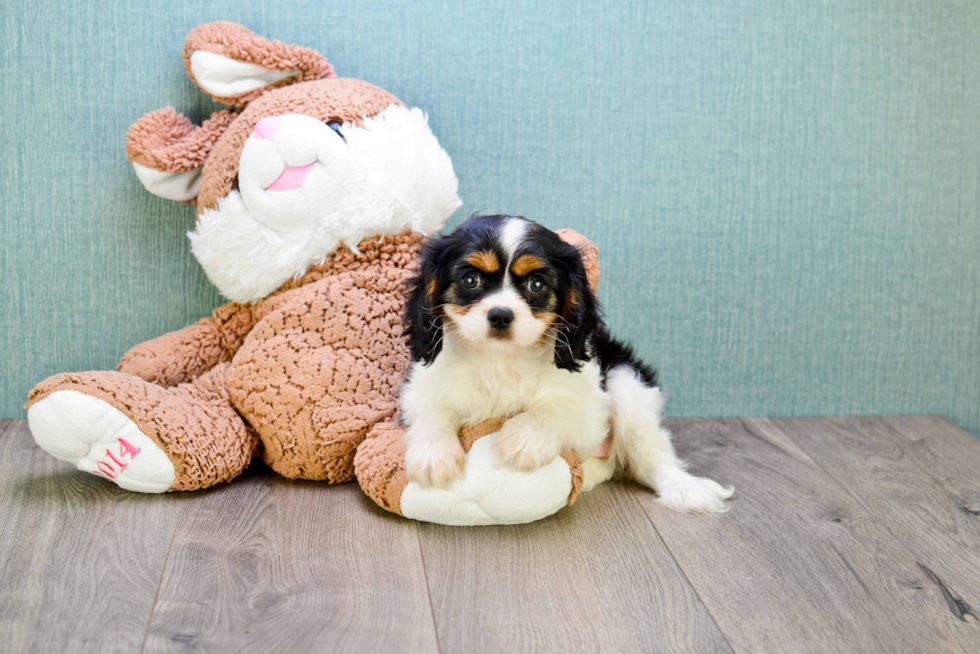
(554, 252, 602, 372)
(403, 239, 446, 365)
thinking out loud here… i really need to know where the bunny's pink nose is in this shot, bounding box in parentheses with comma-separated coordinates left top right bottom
(252, 116, 284, 140)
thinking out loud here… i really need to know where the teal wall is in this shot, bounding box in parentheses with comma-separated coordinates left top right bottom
(2, 1, 978, 435)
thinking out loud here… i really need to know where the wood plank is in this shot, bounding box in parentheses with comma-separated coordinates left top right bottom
(0, 420, 178, 653)
(885, 415, 980, 510)
(771, 415, 980, 616)
(142, 467, 439, 654)
(417, 480, 733, 654)
(635, 418, 980, 654)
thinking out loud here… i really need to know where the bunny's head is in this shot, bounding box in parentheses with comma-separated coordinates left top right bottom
(127, 22, 461, 302)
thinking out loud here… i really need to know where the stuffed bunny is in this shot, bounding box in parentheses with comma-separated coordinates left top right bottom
(25, 22, 462, 492)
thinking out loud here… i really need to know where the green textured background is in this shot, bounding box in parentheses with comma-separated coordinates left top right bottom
(2, 1, 978, 435)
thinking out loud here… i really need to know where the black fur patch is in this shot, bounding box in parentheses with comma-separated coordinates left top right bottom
(403, 214, 508, 364)
(590, 327, 659, 389)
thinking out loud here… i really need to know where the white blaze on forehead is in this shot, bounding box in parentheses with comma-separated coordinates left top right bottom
(498, 217, 528, 263)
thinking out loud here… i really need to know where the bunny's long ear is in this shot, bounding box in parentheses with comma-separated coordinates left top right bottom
(126, 107, 238, 203)
(183, 21, 335, 107)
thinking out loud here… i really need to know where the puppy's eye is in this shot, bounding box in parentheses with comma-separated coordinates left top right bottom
(460, 272, 481, 290)
(527, 276, 547, 295)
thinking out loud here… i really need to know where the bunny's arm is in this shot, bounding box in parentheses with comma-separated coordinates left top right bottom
(117, 302, 256, 388)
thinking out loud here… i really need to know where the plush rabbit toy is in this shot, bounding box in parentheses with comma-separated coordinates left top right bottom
(26, 23, 605, 526)
(26, 22, 462, 492)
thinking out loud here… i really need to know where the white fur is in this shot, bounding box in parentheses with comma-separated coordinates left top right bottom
(189, 104, 462, 302)
(189, 50, 298, 97)
(446, 287, 548, 348)
(400, 222, 733, 513)
(604, 366, 734, 513)
(402, 336, 611, 482)
(403, 340, 733, 512)
(498, 216, 528, 262)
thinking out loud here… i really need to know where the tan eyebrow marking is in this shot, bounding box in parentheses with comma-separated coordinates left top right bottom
(466, 250, 500, 273)
(512, 254, 545, 277)
(426, 278, 439, 303)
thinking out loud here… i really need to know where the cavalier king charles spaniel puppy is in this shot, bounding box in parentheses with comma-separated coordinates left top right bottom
(400, 214, 733, 513)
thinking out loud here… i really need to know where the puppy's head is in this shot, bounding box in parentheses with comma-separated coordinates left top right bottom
(404, 214, 600, 370)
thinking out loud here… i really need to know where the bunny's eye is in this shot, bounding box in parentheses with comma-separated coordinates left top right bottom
(327, 122, 344, 139)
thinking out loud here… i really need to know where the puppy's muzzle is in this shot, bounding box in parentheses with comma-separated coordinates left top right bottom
(487, 307, 515, 333)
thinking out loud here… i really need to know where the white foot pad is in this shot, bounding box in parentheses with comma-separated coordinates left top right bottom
(27, 390, 176, 493)
(654, 467, 734, 514)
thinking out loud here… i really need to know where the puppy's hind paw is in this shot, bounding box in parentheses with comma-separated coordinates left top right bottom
(653, 467, 734, 514)
(405, 441, 466, 489)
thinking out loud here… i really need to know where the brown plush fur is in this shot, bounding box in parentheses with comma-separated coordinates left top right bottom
(126, 107, 239, 175)
(182, 21, 335, 106)
(27, 364, 257, 491)
(29, 22, 603, 501)
(27, 234, 422, 488)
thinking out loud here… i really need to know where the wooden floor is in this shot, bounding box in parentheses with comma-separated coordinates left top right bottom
(1, 416, 979, 653)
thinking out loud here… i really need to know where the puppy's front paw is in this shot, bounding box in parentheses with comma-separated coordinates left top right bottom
(405, 438, 466, 489)
(653, 467, 734, 514)
(495, 413, 561, 472)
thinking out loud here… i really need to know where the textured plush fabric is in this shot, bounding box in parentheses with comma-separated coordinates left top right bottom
(2, 1, 979, 439)
(126, 107, 239, 176)
(354, 420, 409, 513)
(116, 310, 247, 387)
(183, 21, 334, 106)
(31, 232, 422, 489)
(227, 246, 416, 482)
(24, 18, 464, 493)
(26, 364, 257, 491)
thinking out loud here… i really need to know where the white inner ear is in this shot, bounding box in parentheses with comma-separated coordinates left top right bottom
(132, 162, 202, 202)
(190, 50, 300, 98)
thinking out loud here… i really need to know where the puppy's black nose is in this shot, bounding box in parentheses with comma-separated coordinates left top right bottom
(487, 307, 515, 331)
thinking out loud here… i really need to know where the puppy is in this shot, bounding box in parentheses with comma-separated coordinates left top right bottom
(400, 214, 733, 513)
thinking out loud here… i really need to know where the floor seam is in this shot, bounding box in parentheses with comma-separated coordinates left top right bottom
(626, 484, 739, 654)
(137, 506, 180, 654)
(414, 523, 444, 654)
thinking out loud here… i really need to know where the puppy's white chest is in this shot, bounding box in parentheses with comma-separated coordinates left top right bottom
(452, 359, 543, 420)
